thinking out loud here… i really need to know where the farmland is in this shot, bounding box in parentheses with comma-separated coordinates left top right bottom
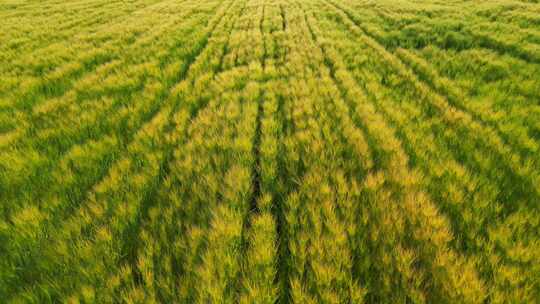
(1, 0, 539, 302)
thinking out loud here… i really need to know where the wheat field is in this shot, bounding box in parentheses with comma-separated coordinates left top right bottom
(1, 0, 539, 302)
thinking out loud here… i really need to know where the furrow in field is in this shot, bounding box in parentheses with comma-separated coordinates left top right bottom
(235, 2, 281, 303)
(267, 5, 300, 302)
(248, 4, 293, 303)
(261, 3, 376, 302)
